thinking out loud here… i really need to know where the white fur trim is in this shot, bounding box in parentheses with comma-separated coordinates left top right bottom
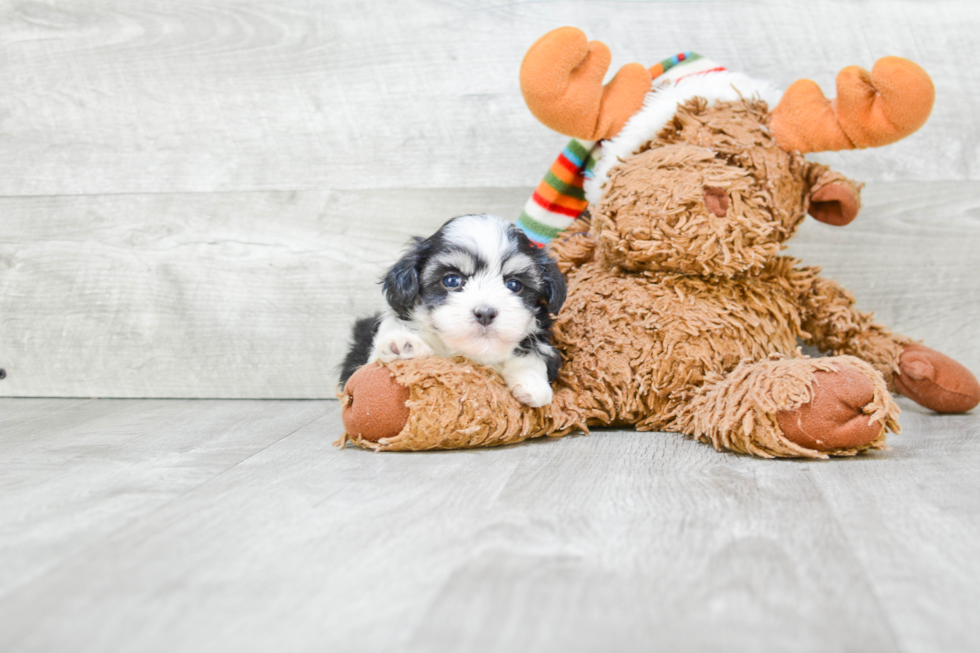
(584, 71, 784, 204)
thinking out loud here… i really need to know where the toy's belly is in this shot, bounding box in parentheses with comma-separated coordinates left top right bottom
(554, 264, 803, 426)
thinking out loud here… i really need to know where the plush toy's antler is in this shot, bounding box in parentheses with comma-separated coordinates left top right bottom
(520, 27, 651, 141)
(770, 57, 935, 153)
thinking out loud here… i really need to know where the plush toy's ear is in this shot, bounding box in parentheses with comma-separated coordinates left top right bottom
(382, 236, 426, 320)
(540, 255, 567, 315)
(806, 168, 863, 226)
(808, 183, 861, 226)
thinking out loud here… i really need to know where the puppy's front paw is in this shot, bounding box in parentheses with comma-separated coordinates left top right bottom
(375, 331, 433, 363)
(507, 375, 554, 408)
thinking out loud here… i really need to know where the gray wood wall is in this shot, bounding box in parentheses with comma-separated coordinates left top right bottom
(1, 0, 977, 398)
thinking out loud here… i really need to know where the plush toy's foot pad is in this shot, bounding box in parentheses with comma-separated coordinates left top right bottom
(340, 364, 410, 443)
(894, 344, 980, 413)
(777, 367, 882, 451)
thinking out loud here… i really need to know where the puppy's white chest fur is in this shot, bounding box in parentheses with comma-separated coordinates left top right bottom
(371, 314, 554, 407)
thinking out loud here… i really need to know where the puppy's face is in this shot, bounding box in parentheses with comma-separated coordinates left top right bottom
(383, 214, 566, 364)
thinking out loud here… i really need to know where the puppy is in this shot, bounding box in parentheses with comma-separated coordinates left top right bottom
(339, 214, 566, 407)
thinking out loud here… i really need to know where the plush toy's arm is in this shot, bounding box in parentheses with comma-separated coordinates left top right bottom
(798, 272, 980, 413)
(339, 357, 588, 451)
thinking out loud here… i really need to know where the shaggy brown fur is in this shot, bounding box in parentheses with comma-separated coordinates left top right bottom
(340, 98, 974, 457)
(339, 357, 588, 451)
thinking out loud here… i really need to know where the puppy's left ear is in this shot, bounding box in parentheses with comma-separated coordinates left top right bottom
(540, 255, 567, 315)
(382, 236, 426, 320)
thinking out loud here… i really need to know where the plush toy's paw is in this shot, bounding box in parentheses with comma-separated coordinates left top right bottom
(776, 367, 883, 451)
(341, 364, 411, 443)
(894, 344, 980, 413)
(375, 331, 433, 363)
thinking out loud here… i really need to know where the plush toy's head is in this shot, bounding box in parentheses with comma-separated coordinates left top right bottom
(591, 98, 861, 277)
(592, 99, 802, 275)
(519, 27, 935, 276)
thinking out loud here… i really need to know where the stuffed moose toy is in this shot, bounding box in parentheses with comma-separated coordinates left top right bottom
(339, 27, 980, 458)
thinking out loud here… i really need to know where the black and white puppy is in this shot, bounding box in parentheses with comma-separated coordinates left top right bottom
(339, 214, 566, 407)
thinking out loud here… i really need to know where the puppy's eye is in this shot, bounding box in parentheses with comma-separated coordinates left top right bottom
(443, 274, 462, 289)
(505, 279, 523, 293)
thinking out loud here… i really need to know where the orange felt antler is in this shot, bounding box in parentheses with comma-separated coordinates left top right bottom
(770, 57, 935, 153)
(520, 27, 651, 141)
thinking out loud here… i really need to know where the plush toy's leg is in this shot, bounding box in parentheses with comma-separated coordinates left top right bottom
(893, 344, 980, 413)
(671, 354, 899, 458)
(338, 358, 588, 451)
(800, 274, 980, 413)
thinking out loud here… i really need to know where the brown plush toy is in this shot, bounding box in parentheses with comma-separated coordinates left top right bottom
(339, 27, 980, 458)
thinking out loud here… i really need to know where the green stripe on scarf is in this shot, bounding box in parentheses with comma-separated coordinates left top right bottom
(543, 170, 586, 201)
(518, 212, 567, 239)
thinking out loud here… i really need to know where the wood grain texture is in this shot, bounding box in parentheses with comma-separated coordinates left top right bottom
(0, 397, 977, 652)
(0, 0, 978, 397)
(808, 406, 980, 653)
(1, 182, 977, 397)
(0, 398, 332, 601)
(0, 0, 978, 196)
(0, 187, 530, 397)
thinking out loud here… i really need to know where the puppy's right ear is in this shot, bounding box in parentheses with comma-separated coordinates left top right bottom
(541, 256, 567, 315)
(382, 236, 426, 320)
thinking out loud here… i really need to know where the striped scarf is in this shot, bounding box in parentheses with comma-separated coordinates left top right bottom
(517, 138, 599, 246)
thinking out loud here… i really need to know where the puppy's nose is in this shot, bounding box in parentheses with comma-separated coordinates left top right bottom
(473, 306, 497, 326)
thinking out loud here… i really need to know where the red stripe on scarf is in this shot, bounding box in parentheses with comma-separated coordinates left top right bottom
(531, 190, 585, 218)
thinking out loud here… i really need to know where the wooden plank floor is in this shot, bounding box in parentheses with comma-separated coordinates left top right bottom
(1, 397, 978, 652)
(1, 1, 978, 650)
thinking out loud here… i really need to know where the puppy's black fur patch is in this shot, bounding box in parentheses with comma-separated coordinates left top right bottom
(509, 230, 566, 383)
(338, 313, 381, 387)
(382, 236, 428, 320)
